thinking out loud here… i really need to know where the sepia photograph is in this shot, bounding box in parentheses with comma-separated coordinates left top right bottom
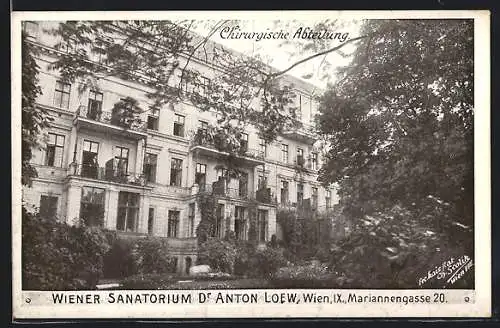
(12, 10, 490, 318)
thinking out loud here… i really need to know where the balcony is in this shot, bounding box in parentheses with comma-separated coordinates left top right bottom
(73, 105, 148, 140)
(197, 181, 276, 205)
(282, 121, 316, 145)
(256, 187, 275, 204)
(190, 131, 265, 167)
(68, 163, 147, 187)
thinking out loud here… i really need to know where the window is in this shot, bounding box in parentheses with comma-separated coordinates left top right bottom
(54, 81, 71, 109)
(238, 172, 248, 198)
(39, 195, 58, 219)
(116, 192, 139, 232)
(297, 148, 304, 166)
(114, 146, 129, 176)
(148, 208, 155, 235)
(170, 158, 183, 186)
(312, 187, 318, 210)
(213, 204, 224, 238)
(214, 167, 228, 194)
(235, 206, 247, 240)
(23, 21, 39, 40)
(258, 138, 267, 158)
(45, 133, 65, 167)
(258, 174, 268, 189)
(297, 183, 304, 206)
(87, 90, 103, 120)
(281, 144, 289, 163)
(81, 140, 99, 178)
(199, 120, 208, 133)
(173, 114, 185, 137)
(257, 210, 268, 242)
(147, 107, 160, 130)
(325, 190, 331, 209)
(80, 187, 105, 227)
(180, 76, 191, 94)
(199, 76, 211, 96)
(143, 153, 157, 183)
(187, 203, 195, 237)
(240, 133, 248, 152)
(280, 180, 289, 204)
(195, 163, 207, 188)
(311, 153, 318, 170)
(168, 210, 180, 237)
(91, 37, 110, 64)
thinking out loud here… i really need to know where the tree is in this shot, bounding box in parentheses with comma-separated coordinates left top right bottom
(22, 31, 51, 186)
(47, 20, 369, 148)
(317, 20, 474, 234)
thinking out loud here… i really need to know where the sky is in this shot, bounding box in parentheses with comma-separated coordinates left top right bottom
(194, 20, 362, 90)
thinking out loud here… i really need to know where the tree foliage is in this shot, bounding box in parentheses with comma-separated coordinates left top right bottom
(48, 20, 305, 146)
(22, 208, 111, 290)
(318, 20, 474, 228)
(22, 32, 52, 186)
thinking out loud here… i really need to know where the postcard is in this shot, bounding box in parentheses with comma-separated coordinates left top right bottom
(11, 10, 490, 319)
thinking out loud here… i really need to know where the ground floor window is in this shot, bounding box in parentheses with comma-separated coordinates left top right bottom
(39, 195, 58, 219)
(148, 207, 155, 235)
(80, 187, 105, 226)
(234, 206, 247, 240)
(116, 192, 139, 232)
(171, 257, 178, 273)
(185, 257, 192, 275)
(257, 209, 268, 242)
(168, 210, 180, 237)
(212, 203, 224, 238)
(187, 203, 195, 237)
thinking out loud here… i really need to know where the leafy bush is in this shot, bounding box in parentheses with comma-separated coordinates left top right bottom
(102, 233, 137, 279)
(271, 263, 340, 288)
(233, 241, 257, 276)
(197, 238, 238, 273)
(122, 274, 271, 290)
(277, 209, 337, 262)
(103, 235, 177, 278)
(251, 247, 287, 278)
(329, 206, 474, 289)
(22, 209, 111, 290)
(132, 237, 177, 274)
(121, 273, 178, 289)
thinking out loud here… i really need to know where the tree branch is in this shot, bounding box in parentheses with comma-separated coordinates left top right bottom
(269, 34, 373, 79)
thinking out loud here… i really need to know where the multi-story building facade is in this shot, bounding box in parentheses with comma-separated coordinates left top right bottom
(21, 21, 339, 275)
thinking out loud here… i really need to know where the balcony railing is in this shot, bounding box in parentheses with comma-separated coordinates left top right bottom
(192, 130, 265, 160)
(75, 105, 147, 132)
(69, 163, 146, 186)
(197, 181, 276, 205)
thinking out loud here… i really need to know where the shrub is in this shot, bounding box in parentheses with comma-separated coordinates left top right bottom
(102, 234, 137, 279)
(329, 206, 474, 289)
(251, 247, 287, 278)
(121, 273, 178, 289)
(132, 237, 177, 274)
(277, 208, 337, 262)
(22, 209, 111, 290)
(271, 263, 339, 288)
(197, 238, 238, 273)
(233, 241, 257, 277)
(103, 235, 177, 278)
